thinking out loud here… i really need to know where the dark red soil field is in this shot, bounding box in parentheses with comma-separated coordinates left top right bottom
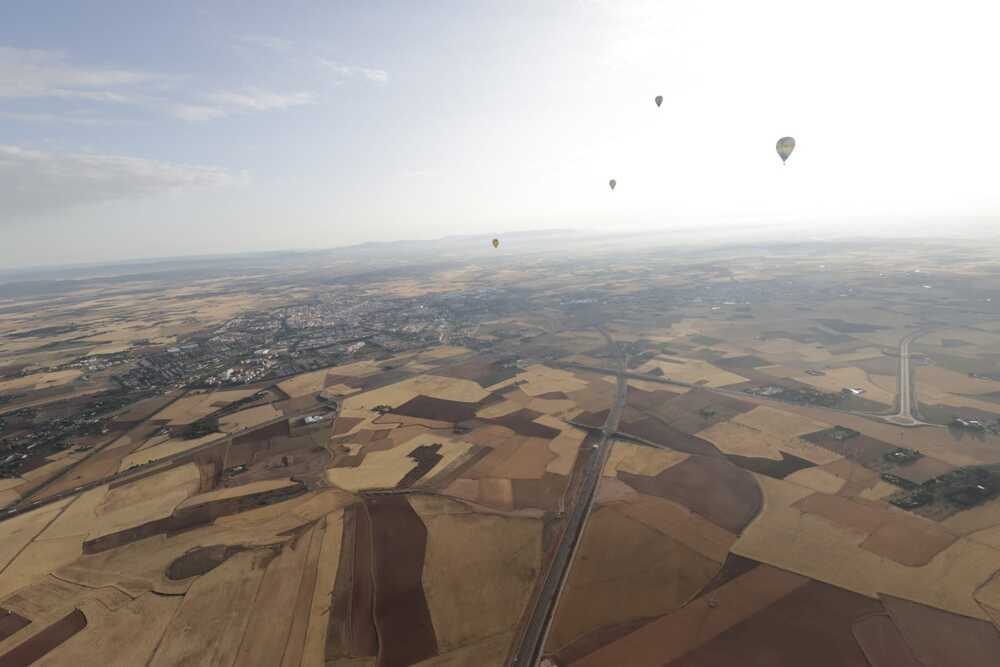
(0, 609, 29, 643)
(397, 444, 444, 488)
(488, 409, 560, 439)
(327, 503, 378, 660)
(668, 581, 881, 667)
(0, 609, 86, 667)
(617, 415, 722, 458)
(536, 391, 570, 400)
(554, 618, 652, 666)
(429, 357, 520, 388)
(725, 451, 815, 479)
(165, 544, 249, 580)
(852, 613, 922, 667)
(696, 554, 761, 598)
(422, 445, 491, 488)
(619, 456, 762, 534)
(366, 496, 438, 666)
(327, 506, 364, 660)
(714, 355, 772, 369)
(392, 395, 479, 423)
(572, 409, 610, 429)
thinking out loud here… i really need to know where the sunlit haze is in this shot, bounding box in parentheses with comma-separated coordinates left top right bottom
(3, 0, 999, 267)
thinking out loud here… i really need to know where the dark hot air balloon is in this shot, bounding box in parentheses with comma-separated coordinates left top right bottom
(491, 238, 499, 248)
(776, 137, 795, 164)
(609, 179, 617, 191)
(654, 95, 663, 107)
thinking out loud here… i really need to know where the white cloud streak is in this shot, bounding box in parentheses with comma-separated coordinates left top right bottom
(237, 34, 292, 53)
(317, 58, 388, 83)
(167, 87, 314, 121)
(0, 145, 241, 219)
(0, 46, 154, 99)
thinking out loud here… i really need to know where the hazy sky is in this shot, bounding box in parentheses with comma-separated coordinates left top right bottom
(3, 0, 999, 267)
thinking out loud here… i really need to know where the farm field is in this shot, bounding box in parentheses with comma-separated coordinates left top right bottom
(3, 239, 1000, 665)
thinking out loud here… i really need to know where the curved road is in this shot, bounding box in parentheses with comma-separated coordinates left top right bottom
(509, 327, 627, 666)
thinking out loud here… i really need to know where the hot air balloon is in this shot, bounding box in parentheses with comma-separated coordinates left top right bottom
(654, 95, 663, 108)
(776, 137, 795, 164)
(491, 238, 499, 248)
(609, 179, 617, 191)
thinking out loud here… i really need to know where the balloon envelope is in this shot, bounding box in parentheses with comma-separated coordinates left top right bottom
(776, 137, 795, 163)
(491, 238, 499, 248)
(609, 179, 617, 191)
(654, 95, 663, 107)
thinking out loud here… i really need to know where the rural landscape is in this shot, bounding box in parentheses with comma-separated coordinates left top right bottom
(2, 233, 1000, 666)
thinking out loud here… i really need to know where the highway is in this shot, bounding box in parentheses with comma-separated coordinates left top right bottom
(509, 327, 627, 666)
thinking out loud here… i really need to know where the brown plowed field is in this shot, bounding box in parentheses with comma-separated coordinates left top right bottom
(792, 492, 959, 566)
(852, 613, 922, 667)
(725, 451, 815, 479)
(861, 518, 958, 566)
(536, 391, 570, 400)
(618, 416, 722, 458)
(392, 396, 479, 423)
(668, 581, 881, 667)
(332, 417, 364, 435)
(569, 564, 809, 667)
(429, 358, 519, 387)
(488, 409, 560, 439)
(0, 610, 29, 643)
(553, 618, 651, 667)
(547, 504, 721, 653)
(696, 554, 760, 598)
(881, 594, 1000, 667)
(366, 495, 439, 666)
(0, 608, 86, 666)
(397, 444, 445, 488)
(648, 389, 754, 434)
(625, 387, 683, 412)
(334, 504, 378, 660)
(801, 430, 897, 468)
(572, 409, 609, 429)
(82, 481, 306, 554)
(511, 472, 568, 512)
(619, 456, 762, 534)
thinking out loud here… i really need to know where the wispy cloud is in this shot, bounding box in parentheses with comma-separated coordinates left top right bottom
(0, 46, 155, 100)
(0, 110, 128, 126)
(167, 87, 314, 121)
(207, 87, 314, 111)
(237, 34, 292, 53)
(317, 58, 388, 83)
(0, 144, 241, 219)
(167, 104, 231, 122)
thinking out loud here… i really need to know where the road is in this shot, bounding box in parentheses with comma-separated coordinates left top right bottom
(884, 331, 927, 427)
(509, 327, 627, 666)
